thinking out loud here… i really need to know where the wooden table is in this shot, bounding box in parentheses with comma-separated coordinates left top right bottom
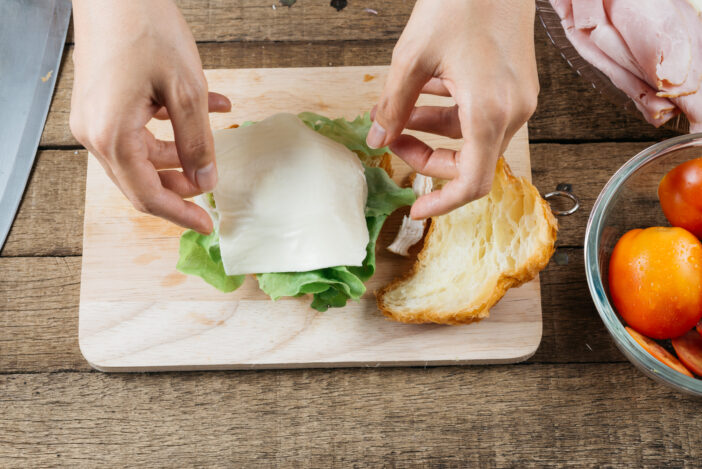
(1, 2, 698, 466)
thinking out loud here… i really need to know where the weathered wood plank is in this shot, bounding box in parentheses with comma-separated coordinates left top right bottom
(44, 30, 679, 148)
(0, 364, 699, 467)
(180, 0, 409, 42)
(530, 141, 656, 247)
(0, 248, 619, 373)
(65, 0, 411, 44)
(41, 46, 74, 148)
(0, 151, 86, 258)
(534, 247, 620, 362)
(0, 257, 85, 372)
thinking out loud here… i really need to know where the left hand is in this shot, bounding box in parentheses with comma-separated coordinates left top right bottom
(70, 0, 230, 234)
(367, 0, 539, 219)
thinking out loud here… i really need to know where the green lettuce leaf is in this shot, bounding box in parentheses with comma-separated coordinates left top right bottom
(364, 165, 417, 218)
(298, 112, 389, 162)
(176, 230, 245, 292)
(176, 112, 415, 311)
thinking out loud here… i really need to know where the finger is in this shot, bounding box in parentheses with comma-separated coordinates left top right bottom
(389, 134, 459, 179)
(409, 179, 473, 220)
(143, 129, 181, 169)
(158, 170, 202, 198)
(116, 156, 213, 234)
(405, 105, 462, 139)
(410, 120, 499, 219)
(207, 92, 232, 113)
(153, 91, 232, 120)
(367, 54, 431, 149)
(421, 78, 451, 97)
(409, 165, 496, 220)
(162, 77, 218, 193)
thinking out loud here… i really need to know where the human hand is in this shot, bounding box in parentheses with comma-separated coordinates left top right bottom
(367, 0, 539, 219)
(70, 0, 230, 234)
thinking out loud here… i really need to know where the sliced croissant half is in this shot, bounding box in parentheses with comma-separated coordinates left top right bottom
(377, 157, 558, 325)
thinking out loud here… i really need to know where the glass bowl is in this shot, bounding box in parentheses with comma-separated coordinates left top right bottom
(585, 133, 702, 395)
(535, 0, 689, 133)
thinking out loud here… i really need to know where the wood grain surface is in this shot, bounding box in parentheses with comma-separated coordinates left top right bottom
(3, 1, 701, 466)
(79, 67, 541, 371)
(1, 364, 699, 468)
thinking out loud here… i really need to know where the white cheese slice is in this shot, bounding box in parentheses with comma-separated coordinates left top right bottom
(212, 113, 369, 275)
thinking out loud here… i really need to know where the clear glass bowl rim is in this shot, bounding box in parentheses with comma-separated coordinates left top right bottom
(585, 132, 702, 395)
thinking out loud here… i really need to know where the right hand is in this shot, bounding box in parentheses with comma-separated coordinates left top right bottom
(367, 0, 539, 220)
(70, 0, 230, 234)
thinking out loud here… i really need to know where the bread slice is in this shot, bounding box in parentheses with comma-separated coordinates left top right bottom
(377, 157, 558, 325)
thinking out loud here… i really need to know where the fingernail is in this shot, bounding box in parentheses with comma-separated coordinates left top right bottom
(366, 121, 386, 149)
(196, 162, 218, 192)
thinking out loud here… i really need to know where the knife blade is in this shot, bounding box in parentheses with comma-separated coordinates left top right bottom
(0, 0, 71, 250)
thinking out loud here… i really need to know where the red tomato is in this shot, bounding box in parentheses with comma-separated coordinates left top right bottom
(627, 327, 693, 377)
(659, 157, 702, 238)
(609, 227, 702, 339)
(672, 330, 702, 376)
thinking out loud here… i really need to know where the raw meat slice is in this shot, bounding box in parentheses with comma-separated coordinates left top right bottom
(606, 0, 695, 96)
(561, 13, 677, 126)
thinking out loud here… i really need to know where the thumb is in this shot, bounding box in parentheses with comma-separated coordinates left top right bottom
(163, 78, 218, 192)
(368, 54, 430, 149)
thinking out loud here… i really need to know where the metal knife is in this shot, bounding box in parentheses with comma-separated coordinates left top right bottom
(0, 0, 72, 250)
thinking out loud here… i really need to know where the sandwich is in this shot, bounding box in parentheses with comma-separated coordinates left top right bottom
(177, 111, 558, 323)
(176, 112, 415, 311)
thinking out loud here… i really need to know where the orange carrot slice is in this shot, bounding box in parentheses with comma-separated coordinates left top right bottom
(626, 327, 694, 377)
(672, 330, 702, 377)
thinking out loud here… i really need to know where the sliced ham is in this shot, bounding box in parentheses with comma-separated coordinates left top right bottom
(560, 12, 677, 127)
(571, 0, 607, 30)
(590, 26, 645, 82)
(550, 0, 572, 19)
(606, 0, 695, 96)
(550, 0, 702, 131)
(669, 0, 702, 129)
(662, 0, 702, 98)
(571, 0, 646, 82)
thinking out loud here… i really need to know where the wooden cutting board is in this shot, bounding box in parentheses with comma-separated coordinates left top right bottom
(79, 66, 542, 371)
